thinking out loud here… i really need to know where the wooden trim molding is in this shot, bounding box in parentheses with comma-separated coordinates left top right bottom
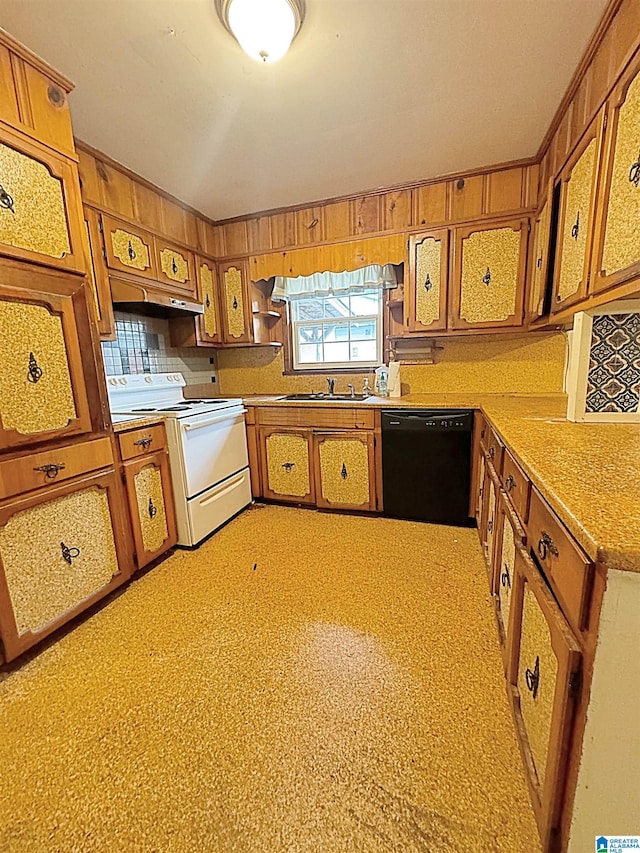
(0, 26, 74, 91)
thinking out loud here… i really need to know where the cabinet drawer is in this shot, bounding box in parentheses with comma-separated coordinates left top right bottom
(0, 437, 113, 500)
(258, 406, 375, 430)
(509, 547, 581, 846)
(502, 448, 531, 524)
(528, 489, 594, 634)
(482, 423, 504, 476)
(117, 423, 167, 461)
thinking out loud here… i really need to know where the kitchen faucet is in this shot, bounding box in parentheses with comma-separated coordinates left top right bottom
(362, 377, 372, 397)
(326, 377, 336, 395)
(347, 384, 355, 398)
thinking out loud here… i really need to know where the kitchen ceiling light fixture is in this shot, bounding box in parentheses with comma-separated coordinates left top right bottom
(216, 0, 305, 63)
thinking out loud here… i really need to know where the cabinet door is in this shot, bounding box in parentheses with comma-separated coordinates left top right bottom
(313, 431, 376, 512)
(259, 427, 315, 504)
(527, 193, 552, 323)
(0, 274, 93, 450)
(219, 259, 253, 344)
(196, 258, 222, 345)
(101, 213, 157, 280)
(591, 56, 640, 293)
(122, 451, 177, 569)
(0, 469, 130, 662)
(451, 217, 528, 330)
(509, 547, 581, 848)
(83, 206, 115, 340)
(406, 229, 449, 332)
(0, 128, 85, 273)
(552, 111, 604, 311)
(492, 492, 526, 667)
(154, 240, 196, 296)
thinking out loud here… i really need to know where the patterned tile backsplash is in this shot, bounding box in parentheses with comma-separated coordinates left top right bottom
(101, 312, 217, 387)
(586, 312, 640, 413)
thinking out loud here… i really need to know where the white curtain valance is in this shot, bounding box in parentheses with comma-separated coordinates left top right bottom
(272, 263, 397, 302)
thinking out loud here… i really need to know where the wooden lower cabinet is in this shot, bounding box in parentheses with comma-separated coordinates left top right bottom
(509, 546, 581, 851)
(0, 468, 130, 662)
(122, 451, 177, 569)
(313, 431, 376, 512)
(259, 427, 315, 504)
(492, 490, 526, 667)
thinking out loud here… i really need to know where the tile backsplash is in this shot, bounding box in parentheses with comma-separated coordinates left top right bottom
(101, 311, 217, 387)
(586, 312, 640, 413)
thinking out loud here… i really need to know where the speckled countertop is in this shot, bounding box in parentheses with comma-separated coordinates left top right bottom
(242, 393, 640, 573)
(111, 414, 166, 433)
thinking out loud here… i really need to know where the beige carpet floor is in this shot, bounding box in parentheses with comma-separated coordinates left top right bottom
(0, 504, 541, 852)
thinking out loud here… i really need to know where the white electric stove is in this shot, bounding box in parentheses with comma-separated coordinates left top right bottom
(107, 373, 252, 546)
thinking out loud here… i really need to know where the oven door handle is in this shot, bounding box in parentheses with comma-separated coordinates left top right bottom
(182, 409, 247, 431)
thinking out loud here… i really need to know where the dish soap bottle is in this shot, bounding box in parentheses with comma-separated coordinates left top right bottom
(375, 365, 389, 397)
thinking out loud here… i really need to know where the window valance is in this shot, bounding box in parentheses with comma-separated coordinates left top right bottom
(272, 263, 397, 302)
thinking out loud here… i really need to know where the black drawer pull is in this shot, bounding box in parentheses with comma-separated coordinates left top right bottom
(27, 352, 43, 384)
(127, 240, 137, 261)
(206, 294, 211, 308)
(341, 462, 348, 480)
(60, 541, 80, 565)
(281, 462, 295, 472)
(538, 531, 559, 560)
(232, 296, 238, 310)
(536, 254, 543, 269)
(629, 151, 640, 187)
(424, 273, 433, 292)
(0, 182, 15, 213)
(487, 519, 493, 534)
(505, 474, 516, 492)
(148, 498, 157, 519)
(501, 566, 511, 589)
(133, 436, 153, 450)
(525, 655, 540, 700)
(34, 462, 66, 479)
(482, 267, 492, 286)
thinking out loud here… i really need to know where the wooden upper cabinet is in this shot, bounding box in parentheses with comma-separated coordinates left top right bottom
(414, 182, 448, 227)
(0, 34, 75, 158)
(0, 268, 94, 450)
(196, 258, 222, 344)
(552, 110, 604, 311)
(83, 206, 115, 340)
(323, 201, 351, 241)
(485, 168, 526, 216)
(0, 128, 86, 274)
(154, 240, 196, 295)
(101, 214, 157, 280)
(509, 547, 581, 849)
(406, 229, 449, 332)
(382, 189, 413, 231)
(527, 192, 552, 323)
(218, 259, 253, 344)
(450, 217, 529, 330)
(449, 175, 484, 222)
(131, 180, 163, 233)
(94, 159, 135, 220)
(591, 53, 640, 293)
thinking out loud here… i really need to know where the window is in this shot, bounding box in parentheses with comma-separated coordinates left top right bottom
(289, 289, 383, 369)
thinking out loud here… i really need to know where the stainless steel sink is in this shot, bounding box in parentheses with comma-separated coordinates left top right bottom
(281, 393, 371, 401)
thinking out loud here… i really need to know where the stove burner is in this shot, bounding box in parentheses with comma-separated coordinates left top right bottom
(166, 405, 190, 411)
(131, 408, 157, 412)
(186, 399, 229, 404)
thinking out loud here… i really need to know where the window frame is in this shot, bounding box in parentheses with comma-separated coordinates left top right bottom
(288, 289, 384, 372)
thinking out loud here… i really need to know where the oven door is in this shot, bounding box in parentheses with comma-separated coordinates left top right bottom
(178, 407, 249, 498)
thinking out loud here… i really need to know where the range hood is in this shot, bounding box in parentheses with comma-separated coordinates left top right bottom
(110, 278, 204, 318)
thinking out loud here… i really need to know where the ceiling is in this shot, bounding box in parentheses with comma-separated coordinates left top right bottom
(0, 0, 608, 221)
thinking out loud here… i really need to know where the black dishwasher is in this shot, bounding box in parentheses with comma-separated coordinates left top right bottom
(382, 409, 474, 526)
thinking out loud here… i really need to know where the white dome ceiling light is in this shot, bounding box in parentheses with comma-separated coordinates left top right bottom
(215, 0, 305, 63)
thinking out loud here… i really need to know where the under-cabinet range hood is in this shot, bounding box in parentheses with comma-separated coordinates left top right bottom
(110, 278, 204, 318)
